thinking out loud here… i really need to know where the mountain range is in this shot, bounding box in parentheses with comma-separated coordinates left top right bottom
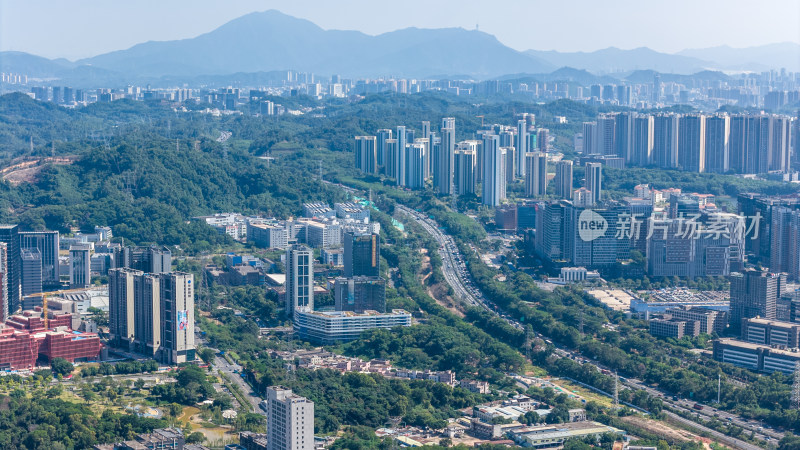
(0, 10, 798, 85)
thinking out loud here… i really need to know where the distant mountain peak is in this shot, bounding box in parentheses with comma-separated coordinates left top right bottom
(2, 11, 796, 82)
(68, 10, 551, 79)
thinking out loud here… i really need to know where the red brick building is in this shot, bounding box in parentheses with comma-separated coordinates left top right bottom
(0, 311, 102, 370)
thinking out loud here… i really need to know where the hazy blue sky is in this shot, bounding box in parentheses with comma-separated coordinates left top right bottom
(1, 0, 799, 60)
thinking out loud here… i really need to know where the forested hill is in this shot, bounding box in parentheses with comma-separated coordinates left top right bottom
(0, 94, 345, 252)
(0, 92, 102, 161)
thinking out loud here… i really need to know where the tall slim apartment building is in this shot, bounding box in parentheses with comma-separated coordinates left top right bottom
(582, 122, 598, 155)
(343, 232, 380, 278)
(69, 245, 92, 289)
(354, 136, 377, 174)
(20, 249, 42, 296)
(0, 225, 20, 316)
(617, 85, 632, 106)
(397, 143, 408, 187)
(704, 115, 730, 174)
(405, 143, 426, 189)
(159, 271, 195, 364)
(385, 138, 398, 181)
(614, 112, 633, 161)
(0, 243, 7, 323)
(376, 128, 392, 168)
(729, 115, 750, 174)
(430, 137, 440, 185)
(751, 115, 772, 175)
(516, 119, 528, 177)
(136, 273, 162, 357)
(413, 136, 430, 178)
(499, 130, 514, 148)
(286, 244, 314, 317)
(420, 121, 430, 173)
(472, 137, 484, 183)
(525, 152, 547, 198)
(554, 160, 573, 200)
(405, 128, 415, 144)
(422, 121, 434, 179)
(584, 162, 603, 205)
(653, 114, 680, 169)
(729, 269, 784, 330)
(395, 126, 406, 185)
(632, 114, 654, 166)
(109, 267, 139, 350)
(596, 115, 616, 155)
(454, 144, 476, 195)
(769, 116, 792, 173)
(537, 128, 549, 152)
(19, 230, 60, 288)
(678, 114, 706, 172)
(482, 134, 506, 207)
(108, 268, 195, 363)
(436, 118, 456, 195)
(266, 386, 314, 450)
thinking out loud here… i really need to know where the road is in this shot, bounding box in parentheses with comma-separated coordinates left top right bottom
(664, 410, 764, 450)
(627, 377, 782, 443)
(396, 205, 522, 331)
(394, 203, 780, 448)
(196, 330, 266, 415)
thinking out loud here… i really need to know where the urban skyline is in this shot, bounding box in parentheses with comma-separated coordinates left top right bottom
(0, 4, 799, 447)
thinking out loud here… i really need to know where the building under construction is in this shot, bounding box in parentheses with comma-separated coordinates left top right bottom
(0, 310, 102, 370)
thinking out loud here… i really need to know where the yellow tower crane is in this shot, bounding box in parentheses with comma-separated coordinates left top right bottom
(26, 288, 92, 329)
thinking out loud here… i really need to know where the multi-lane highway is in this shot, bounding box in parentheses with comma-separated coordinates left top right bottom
(663, 410, 764, 450)
(626, 377, 782, 443)
(395, 203, 779, 448)
(396, 205, 522, 331)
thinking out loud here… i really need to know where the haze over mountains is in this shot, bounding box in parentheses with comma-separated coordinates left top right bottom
(1, 10, 798, 85)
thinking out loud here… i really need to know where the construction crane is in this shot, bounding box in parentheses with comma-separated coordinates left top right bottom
(26, 288, 95, 329)
(476, 115, 485, 127)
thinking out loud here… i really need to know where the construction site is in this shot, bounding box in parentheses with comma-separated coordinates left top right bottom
(0, 306, 102, 371)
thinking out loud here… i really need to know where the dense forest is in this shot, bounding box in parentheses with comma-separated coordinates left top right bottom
(0, 396, 166, 449)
